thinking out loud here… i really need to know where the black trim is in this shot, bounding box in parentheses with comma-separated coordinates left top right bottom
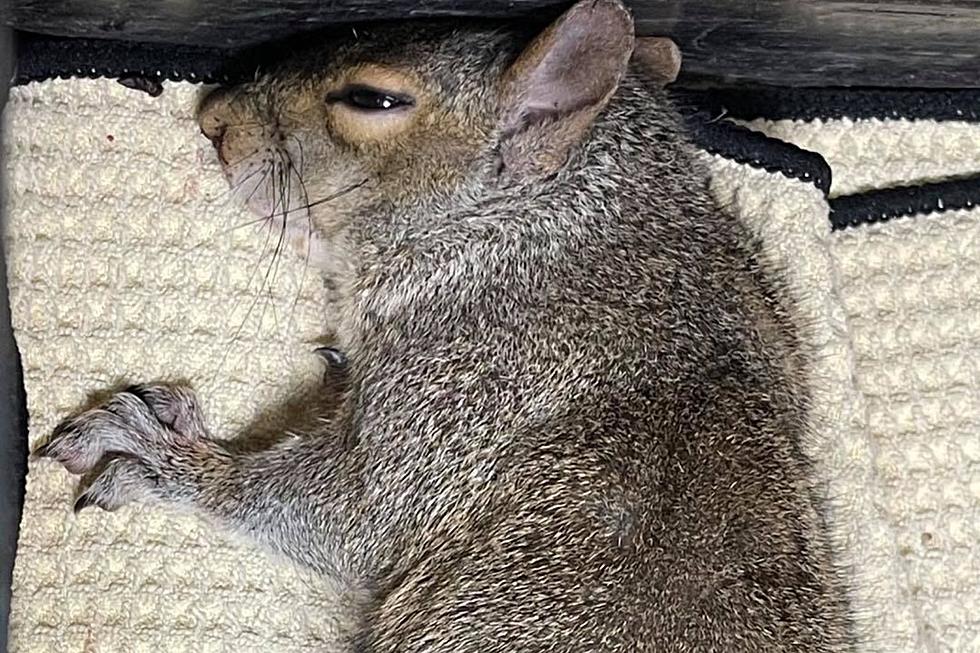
(13, 33, 241, 85)
(674, 87, 980, 123)
(829, 175, 980, 231)
(682, 110, 832, 194)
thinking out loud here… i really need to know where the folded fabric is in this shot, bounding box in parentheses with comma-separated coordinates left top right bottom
(3, 78, 977, 652)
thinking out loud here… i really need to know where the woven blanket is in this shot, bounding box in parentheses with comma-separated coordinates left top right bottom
(3, 78, 978, 652)
(747, 116, 980, 652)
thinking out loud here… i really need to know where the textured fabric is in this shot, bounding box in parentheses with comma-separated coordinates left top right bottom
(833, 208, 980, 653)
(748, 117, 980, 652)
(3, 80, 347, 653)
(2, 78, 977, 652)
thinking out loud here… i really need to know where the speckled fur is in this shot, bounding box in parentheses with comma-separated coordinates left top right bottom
(40, 2, 852, 650)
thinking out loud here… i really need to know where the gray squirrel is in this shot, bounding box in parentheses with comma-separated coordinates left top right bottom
(37, 1, 854, 650)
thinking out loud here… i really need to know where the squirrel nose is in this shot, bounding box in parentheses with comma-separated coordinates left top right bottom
(201, 124, 229, 164)
(197, 87, 237, 164)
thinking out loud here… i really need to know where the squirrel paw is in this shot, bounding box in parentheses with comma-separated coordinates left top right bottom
(35, 383, 213, 512)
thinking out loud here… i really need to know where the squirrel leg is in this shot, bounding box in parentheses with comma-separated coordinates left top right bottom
(36, 382, 364, 579)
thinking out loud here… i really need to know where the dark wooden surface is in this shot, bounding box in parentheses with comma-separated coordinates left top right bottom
(4, 1, 980, 87)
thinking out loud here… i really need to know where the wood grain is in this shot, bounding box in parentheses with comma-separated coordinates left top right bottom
(3, 1, 980, 87)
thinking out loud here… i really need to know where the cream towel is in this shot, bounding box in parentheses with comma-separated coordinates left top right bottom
(747, 117, 980, 652)
(834, 207, 980, 653)
(4, 80, 346, 652)
(2, 78, 973, 652)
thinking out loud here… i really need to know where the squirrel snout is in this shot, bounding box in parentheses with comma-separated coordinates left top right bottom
(197, 89, 275, 169)
(198, 109, 229, 164)
(197, 88, 239, 165)
(200, 125, 229, 164)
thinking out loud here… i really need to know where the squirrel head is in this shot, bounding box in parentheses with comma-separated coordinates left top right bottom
(197, 0, 635, 263)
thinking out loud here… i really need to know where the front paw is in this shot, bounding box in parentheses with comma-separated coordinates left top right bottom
(35, 384, 213, 512)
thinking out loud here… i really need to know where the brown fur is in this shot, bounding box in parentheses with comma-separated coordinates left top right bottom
(39, 1, 853, 650)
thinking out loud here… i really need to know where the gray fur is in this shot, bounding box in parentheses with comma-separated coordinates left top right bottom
(40, 1, 853, 650)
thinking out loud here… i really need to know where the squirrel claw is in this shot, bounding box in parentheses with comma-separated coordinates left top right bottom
(314, 346, 349, 370)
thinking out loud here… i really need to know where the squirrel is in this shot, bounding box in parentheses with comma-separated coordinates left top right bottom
(37, 1, 853, 650)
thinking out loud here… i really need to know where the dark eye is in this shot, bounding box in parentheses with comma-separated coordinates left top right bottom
(327, 85, 414, 111)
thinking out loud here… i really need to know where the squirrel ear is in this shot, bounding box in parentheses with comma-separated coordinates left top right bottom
(632, 37, 682, 87)
(497, 0, 634, 180)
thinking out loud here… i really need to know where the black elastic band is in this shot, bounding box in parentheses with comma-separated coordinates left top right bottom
(681, 110, 832, 194)
(829, 175, 980, 230)
(13, 33, 239, 85)
(673, 88, 980, 124)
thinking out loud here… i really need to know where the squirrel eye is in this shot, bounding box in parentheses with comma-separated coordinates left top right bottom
(327, 85, 413, 111)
